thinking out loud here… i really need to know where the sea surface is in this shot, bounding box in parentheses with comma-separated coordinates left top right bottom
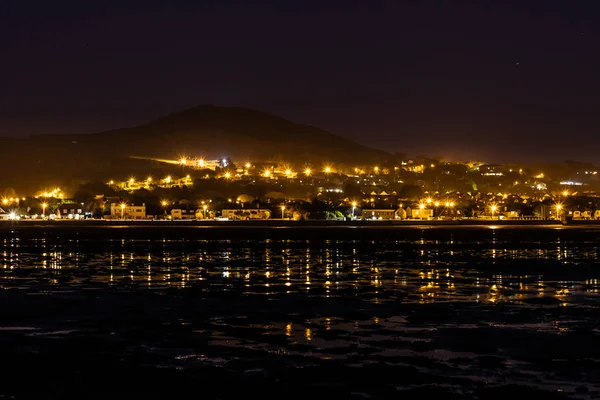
(1, 225, 600, 399)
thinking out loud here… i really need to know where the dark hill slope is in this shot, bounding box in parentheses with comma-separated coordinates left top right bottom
(0, 105, 390, 192)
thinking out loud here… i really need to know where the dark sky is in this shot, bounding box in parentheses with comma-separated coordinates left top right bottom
(1, 0, 599, 163)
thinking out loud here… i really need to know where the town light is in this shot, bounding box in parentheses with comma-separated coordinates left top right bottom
(245, 162, 251, 169)
(203, 204, 208, 219)
(304, 168, 312, 176)
(556, 204, 563, 219)
(374, 166, 379, 174)
(285, 169, 292, 176)
(324, 166, 332, 174)
(42, 202, 47, 218)
(491, 204, 497, 219)
(1, 198, 7, 205)
(120, 203, 126, 219)
(281, 205, 286, 219)
(165, 175, 172, 183)
(434, 201, 440, 207)
(224, 172, 231, 179)
(180, 157, 187, 165)
(351, 201, 357, 218)
(562, 190, 569, 197)
(263, 169, 271, 178)
(426, 198, 432, 204)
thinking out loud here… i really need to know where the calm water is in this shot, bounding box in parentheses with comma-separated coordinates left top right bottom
(1, 225, 600, 399)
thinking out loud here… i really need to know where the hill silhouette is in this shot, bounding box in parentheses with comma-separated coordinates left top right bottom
(0, 105, 390, 193)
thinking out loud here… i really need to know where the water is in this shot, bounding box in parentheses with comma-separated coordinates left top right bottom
(1, 225, 600, 399)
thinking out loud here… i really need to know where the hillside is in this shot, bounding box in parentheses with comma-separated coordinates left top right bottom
(0, 105, 390, 192)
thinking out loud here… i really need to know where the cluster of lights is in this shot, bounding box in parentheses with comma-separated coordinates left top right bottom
(38, 188, 63, 199)
(1, 197, 23, 206)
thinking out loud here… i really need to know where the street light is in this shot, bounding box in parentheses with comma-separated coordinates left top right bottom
(491, 204, 497, 219)
(121, 203, 126, 219)
(419, 203, 425, 220)
(203, 205, 208, 219)
(42, 202, 47, 219)
(304, 168, 312, 177)
(281, 205, 285, 219)
(556, 204, 562, 220)
(351, 201, 357, 219)
(161, 200, 168, 217)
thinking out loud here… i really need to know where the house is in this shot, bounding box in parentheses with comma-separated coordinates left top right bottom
(171, 209, 197, 220)
(57, 203, 85, 219)
(406, 206, 434, 219)
(109, 203, 146, 220)
(221, 209, 271, 220)
(0, 207, 10, 220)
(362, 208, 404, 220)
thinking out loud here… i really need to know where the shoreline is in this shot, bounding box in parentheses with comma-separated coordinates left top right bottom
(0, 218, 571, 229)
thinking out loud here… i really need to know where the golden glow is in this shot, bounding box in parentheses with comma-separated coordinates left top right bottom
(161, 200, 167, 207)
(491, 204, 497, 214)
(324, 166, 332, 174)
(224, 172, 231, 179)
(179, 157, 187, 165)
(42, 202, 47, 208)
(374, 166, 379, 173)
(351, 201, 357, 207)
(244, 162, 251, 169)
(198, 159, 205, 167)
(146, 176, 152, 182)
(128, 177, 135, 184)
(285, 169, 292, 176)
(562, 190, 569, 196)
(434, 201, 440, 207)
(304, 168, 312, 176)
(263, 169, 271, 178)
(120, 203, 126, 209)
(1, 199, 7, 205)
(108, 180, 114, 185)
(165, 175, 172, 183)
(426, 197, 432, 204)
(419, 203, 425, 210)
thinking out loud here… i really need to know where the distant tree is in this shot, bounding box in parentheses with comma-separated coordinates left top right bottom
(343, 182, 363, 199)
(398, 185, 423, 200)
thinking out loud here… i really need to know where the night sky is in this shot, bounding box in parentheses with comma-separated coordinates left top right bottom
(1, 0, 599, 163)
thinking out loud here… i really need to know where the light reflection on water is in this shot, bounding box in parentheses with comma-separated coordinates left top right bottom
(2, 232, 600, 304)
(2, 228, 600, 398)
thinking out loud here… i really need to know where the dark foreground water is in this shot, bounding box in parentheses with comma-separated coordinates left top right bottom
(1, 225, 600, 399)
